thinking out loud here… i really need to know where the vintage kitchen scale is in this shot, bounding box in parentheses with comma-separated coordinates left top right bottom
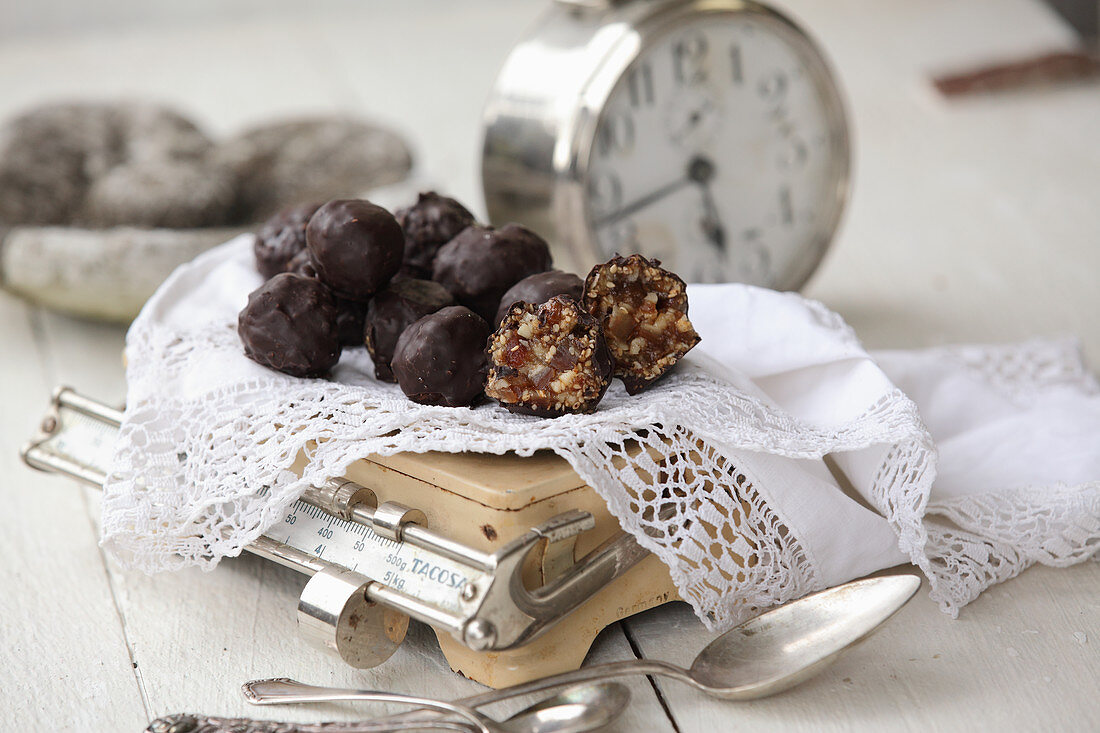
(23, 388, 680, 689)
(22, 0, 850, 690)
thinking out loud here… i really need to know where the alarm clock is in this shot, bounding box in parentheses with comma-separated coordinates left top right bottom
(481, 0, 850, 289)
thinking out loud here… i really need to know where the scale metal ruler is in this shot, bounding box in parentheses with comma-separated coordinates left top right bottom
(22, 387, 650, 669)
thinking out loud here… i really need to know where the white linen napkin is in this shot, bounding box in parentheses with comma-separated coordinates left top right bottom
(101, 236, 1099, 629)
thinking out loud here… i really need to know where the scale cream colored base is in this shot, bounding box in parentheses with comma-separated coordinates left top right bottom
(339, 449, 680, 688)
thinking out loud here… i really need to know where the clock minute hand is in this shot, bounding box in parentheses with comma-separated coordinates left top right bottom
(593, 177, 691, 228)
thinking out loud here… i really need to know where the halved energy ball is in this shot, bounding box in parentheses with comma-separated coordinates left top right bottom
(582, 254, 701, 395)
(486, 296, 612, 417)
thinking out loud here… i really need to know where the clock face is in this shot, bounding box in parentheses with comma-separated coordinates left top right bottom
(583, 12, 847, 287)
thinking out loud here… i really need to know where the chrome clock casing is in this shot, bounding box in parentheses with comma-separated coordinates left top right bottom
(481, 0, 851, 290)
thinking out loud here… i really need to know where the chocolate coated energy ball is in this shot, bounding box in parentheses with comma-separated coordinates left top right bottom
(253, 202, 321, 279)
(238, 273, 341, 377)
(494, 270, 584, 326)
(486, 296, 612, 417)
(334, 298, 368, 347)
(582, 254, 701, 394)
(365, 279, 455, 382)
(286, 249, 319, 278)
(432, 224, 552, 321)
(306, 199, 404, 301)
(391, 306, 490, 407)
(395, 191, 476, 278)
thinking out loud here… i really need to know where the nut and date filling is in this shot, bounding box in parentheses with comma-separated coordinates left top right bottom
(585, 256, 700, 394)
(487, 297, 610, 416)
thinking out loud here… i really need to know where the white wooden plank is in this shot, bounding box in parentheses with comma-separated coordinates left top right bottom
(1, 0, 1097, 730)
(625, 565, 1100, 732)
(0, 296, 147, 729)
(93, 550, 674, 728)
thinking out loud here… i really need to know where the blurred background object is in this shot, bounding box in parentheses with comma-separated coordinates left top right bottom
(0, 99, 411, 322)
(1046, 0, 1099, 39)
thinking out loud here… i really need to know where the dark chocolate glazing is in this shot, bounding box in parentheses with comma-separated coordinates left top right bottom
(395, 191, 476, 279)
(238, 273, 341, 377)
(306, 199, 404, 301)
(287, 249, 318, 278)
(391, 305, 490, 407)
(432, 223, 552, 321)
(365, 278, 455, 382)
(253, 202, 322, 279)
(494, 270, 584, 326)
(334, 298, 368, 347)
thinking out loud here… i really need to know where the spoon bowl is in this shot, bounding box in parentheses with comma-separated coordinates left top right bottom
(688, 574, 922, 698)
(498, 683, 632, 733)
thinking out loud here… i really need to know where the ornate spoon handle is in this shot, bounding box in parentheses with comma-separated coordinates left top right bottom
(146, 712, 473, 733)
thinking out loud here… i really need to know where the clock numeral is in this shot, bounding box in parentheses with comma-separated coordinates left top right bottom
(777, 137, 809, 170)
(730, 45, 743, 85)
(627, 63, 655, 107)
(673, 33, 708, 85)
(587, 170, 623, 218)
(778, 186, 794, 226)
(758, 70, 789, 105)
(596, 112, 635, 157)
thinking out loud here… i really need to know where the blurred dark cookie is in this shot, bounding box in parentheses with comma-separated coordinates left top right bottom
(216, 118, 413, 222)
(0, 101, 228, 227)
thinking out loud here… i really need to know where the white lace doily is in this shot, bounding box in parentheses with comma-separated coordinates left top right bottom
(101, 236, 1099, 630)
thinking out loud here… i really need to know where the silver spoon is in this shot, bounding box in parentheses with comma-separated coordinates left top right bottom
(247, 574, 920, 723)
(224, 682, 630, 733)
(239, 682, 496, 732)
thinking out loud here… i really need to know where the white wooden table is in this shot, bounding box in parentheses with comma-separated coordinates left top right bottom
(1, 1, 1097, 730)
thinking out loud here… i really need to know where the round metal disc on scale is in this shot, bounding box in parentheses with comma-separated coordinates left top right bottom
(297, 567, 410, 669)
